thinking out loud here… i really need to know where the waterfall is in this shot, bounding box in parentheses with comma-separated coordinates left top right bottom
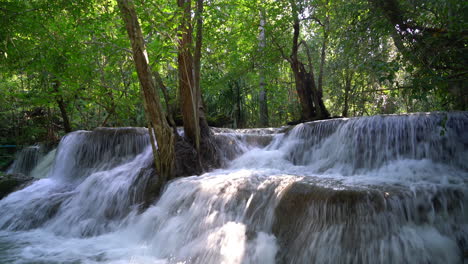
(0, 113, 466, 264)
(30, 148, 56, 179)
(6, 144, 45, 176)
(0, 127, 153, 235)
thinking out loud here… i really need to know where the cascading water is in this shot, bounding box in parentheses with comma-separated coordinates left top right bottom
(6, 144, 45, 176)
(30, 148, 57, 179)
(0, 112, 466, 264)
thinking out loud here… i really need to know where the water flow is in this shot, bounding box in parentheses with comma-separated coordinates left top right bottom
(0, 113, 466, 264)
(6, 144, 44, 176)
(28, 148, 56, 178)
(213, 127, 282, 162)
(0, 127, 153, 235)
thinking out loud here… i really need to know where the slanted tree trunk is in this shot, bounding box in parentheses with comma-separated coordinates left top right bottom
(258, 9, 269, 127)
(51, 79, 72, 133)
(117, 0, 175, 186)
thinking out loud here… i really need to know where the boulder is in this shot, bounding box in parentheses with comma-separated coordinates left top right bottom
(0, 172, 34, 199)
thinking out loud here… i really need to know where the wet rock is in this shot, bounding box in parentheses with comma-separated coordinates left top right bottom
(174, 138, 200, 177)
(272, 178, 468, 264)
(0, 172, 34, 199)
(272, 179, 406, 263)
(273, 180, 387, 245)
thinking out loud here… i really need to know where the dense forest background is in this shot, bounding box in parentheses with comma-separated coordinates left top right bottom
(1, 0, 466, 149)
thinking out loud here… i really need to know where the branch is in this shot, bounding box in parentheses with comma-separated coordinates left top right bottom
(304, 15, 324, 27)
(271, 35, 290, 62)
(83, 41, 133, 54)
(4, 8, 40, 17)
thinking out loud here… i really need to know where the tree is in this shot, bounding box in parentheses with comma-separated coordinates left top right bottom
(369, 0, 468, 109)
(117, 0, 175, 186)
(177, 0, 219, 169)
(280, 0, 330, 121)
(1, 0, 466, 152)
(258, 8, 269, 126)
(177, 0, 201, 153)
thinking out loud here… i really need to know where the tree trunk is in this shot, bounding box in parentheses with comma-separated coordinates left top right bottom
(117, 0, 175, 186)
(290, 61, 316, 120)
(316, 15, 331, 119)
(258, 9, 269, 127)
(342, 70, 353, 117)
(52, 79, 72, 133)
(193, 0, 211, 141)
(178, 0, 201, 153)
(178, 0, 220, 171)
(288, 0, 330, 121)
(153, 72, 177, 131)
(193, 0, 203, 115)
(289, 1, 315, 121)
(235, 81, 243, 128)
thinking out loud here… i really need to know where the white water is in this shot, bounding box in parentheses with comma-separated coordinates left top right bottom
(30, 149, 56, 179)
(7, 145, 57, 179)
(0, 113, 467, 264)
(7, 144, 44, 176)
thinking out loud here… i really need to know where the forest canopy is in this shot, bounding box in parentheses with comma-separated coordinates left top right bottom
(1, 0, 466, 147)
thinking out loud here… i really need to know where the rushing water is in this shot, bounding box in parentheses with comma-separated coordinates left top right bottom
(7, 144, 45, 176)
(0, 113, 467, 264)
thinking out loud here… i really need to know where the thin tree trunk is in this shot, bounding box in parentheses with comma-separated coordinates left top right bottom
(52, 79, 72, 133)
(117, 0, 175, 184)
(316, 14, 330, 119)
(258, 9, 269, 126)
(342, 70, 353, 117)
(236, 81, 242, 128)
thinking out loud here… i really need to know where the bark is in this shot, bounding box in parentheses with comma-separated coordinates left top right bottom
(258, 9, 269, 127)
(289, 1, 315, 120)
(288, 0, 330, 121)
(193, 0, 212, 142)
(52, 79, 72, 133)
(117, 0, 175, 186)
(178, 0, 220, 171)
(342, 70, 353, 117)
(316, 15, 331, 119)
(193, 0, 203, 113)
(178, 0, 201, 153)
(153, 72, 177, 131)
(291, 60, 316, 120)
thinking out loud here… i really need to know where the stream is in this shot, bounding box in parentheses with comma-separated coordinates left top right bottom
(1, 112, 467, 264)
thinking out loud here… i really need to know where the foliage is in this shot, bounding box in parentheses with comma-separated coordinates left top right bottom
(0, 0, 465, 146)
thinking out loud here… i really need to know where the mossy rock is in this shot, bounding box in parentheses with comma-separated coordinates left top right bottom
(0, 172, 34, 199)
